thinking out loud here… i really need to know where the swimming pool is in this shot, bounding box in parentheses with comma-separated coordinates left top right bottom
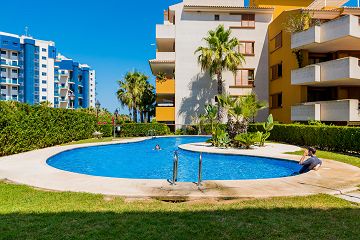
(47, 136, 301, 182)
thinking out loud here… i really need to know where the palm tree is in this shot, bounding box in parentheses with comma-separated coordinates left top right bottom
(218, 93, 267, 138)
(117, 71, 147, 122)
(204, 104, 218, 134)
(195, 25, 245, 121)
(139, 82, 156, 123)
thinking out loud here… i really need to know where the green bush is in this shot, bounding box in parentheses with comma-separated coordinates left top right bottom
(119, 123, 171, 137)
(234, 132, 262, 149)
(0, 101, 99, 156)
(249, 123, 360, 153)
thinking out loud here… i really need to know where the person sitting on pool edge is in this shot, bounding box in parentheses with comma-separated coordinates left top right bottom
(154, 144, 161, 151)
(299, 147, 322, 174)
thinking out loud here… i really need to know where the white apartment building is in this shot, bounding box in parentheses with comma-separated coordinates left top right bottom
(0, 31, 96, 109)
(150, 0, 273, 126)
(0, 32, 56, 105)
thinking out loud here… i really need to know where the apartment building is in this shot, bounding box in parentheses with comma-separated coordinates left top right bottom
(55, 54, 96, 109)
(251, 0, 360, 124)
(0, 31, 96, 109)
(150, 0, 273, 126)
(151, 0, 360, 126)
(0, 32, 56, 105)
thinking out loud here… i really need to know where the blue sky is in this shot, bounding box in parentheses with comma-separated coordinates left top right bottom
(0, 0, 358, 113)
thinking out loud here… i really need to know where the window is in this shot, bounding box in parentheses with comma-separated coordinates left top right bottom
(215, 15, 220, 21)
(42, 88, 47, 92)
(42, 80, 47, 84)
(12, 87, 17, 90)
(12, 52, 18, 57)
(12, 69, 18, 73)
(2, 40, 9, 45)
(42, 72, 47, 76)
(42, 56, 47, 60)
(270, 63, 283, 80)
(235, 69, 255, 87)
(1, 50, 6, 55)
(272, 32, 282, 51)
(1, 86, 6, 90)
(42, 96, 47, 100)
(241, 14, 255, 28)
(42, 64, 47, 68)
(1, 68, 6, 72)
(270, 93, 282, 109)
(42, 48, 47, 52)
(239, 41, 255, 55)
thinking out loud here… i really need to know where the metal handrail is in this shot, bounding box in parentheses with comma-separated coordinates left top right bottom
(197, 152, 203, 187)
(170, 151, 179, 185)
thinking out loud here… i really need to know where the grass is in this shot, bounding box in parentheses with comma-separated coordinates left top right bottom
(62, 137, 128, 146)
(0, 182, 359, 240)
(285, 149, 360, 168)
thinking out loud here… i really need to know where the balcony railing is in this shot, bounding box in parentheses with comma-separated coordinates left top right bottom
(291, 99, 360, 122)
(0, 96, 18, 101)
(291, 15, 360, 50)
(291, 57, 360, 86)
(0, 78, 19, 85)
(156, 24, 175, 39)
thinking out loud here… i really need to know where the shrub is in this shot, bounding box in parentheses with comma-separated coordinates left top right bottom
(0, 101, 99, 156)
(249, 123, 360, 153)
(234, 132, 262, 149)
(119, 123, 171, 137)
(207, 126, 231, 148)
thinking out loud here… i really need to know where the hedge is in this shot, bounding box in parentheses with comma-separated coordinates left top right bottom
(119, 123, 171, 137)
(0, 101, 102, 156)
(249, 124, 360, 153)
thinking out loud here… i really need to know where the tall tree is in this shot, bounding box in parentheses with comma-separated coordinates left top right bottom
(195, 25, 245, 121)
(138, 82, 155, 123)
(117, 71, 147, 122)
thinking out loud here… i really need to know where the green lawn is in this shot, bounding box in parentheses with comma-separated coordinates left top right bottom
(0, 182, 359, 240)
(62, 137, 127, 146)
(285, 150, 360, 168)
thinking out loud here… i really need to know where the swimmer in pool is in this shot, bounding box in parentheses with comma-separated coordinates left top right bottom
(154, 144, 161, 151)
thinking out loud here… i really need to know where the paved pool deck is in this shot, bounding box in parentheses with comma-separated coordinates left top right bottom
(0, 137, 359, 199)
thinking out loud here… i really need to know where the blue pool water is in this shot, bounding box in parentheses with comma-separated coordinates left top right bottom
(47, 136, 301, 182)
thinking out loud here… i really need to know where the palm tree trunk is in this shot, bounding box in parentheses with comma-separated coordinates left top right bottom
(140, 111, 144, 123)
(133, 107, 137, 123)
(147, 112, 151, 123)
(217, 72, 223, 122)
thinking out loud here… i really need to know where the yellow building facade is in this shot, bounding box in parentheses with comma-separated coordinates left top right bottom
(152, 0, 360, 126)
(252, 0, 360, 124)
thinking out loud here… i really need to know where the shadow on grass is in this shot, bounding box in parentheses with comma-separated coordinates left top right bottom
(1, 208, 359, 240)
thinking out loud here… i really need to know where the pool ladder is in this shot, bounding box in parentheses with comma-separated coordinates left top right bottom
(170, 151, 179, 185)
(170, 151, 203, 187)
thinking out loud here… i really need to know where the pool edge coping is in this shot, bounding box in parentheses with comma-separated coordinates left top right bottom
(0, 136, 359, 199)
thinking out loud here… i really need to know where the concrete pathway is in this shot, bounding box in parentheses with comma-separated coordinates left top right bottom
(335, 190, 360, 204)
(0, 137, 359, 199)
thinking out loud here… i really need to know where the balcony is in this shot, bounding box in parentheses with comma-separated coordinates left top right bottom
(0, 59, 20, 68)
(156, 106, 175, 122)
(291, 99, 360, 122)
(0, 78, 19, 85)
(292, 15, 360, 52)
(149, 52, 175, 75)
(156, 24, 175, 39)
(156, 79, 175, 94)
(0, 95, 18, 101)
(156, 24, 175, 52)
(155, 52, 175, 61)
(291, 57, 360, 86)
